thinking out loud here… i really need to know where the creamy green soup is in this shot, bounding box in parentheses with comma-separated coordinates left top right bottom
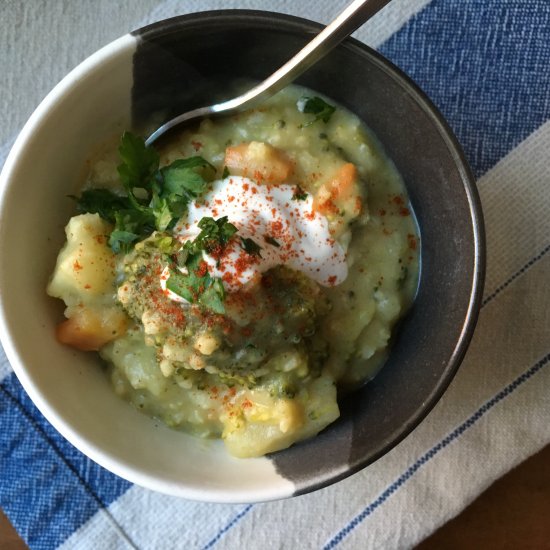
(47, 86, 419, 457)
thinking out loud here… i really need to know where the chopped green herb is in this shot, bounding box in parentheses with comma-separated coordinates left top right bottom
(166, 251, 226, 314)
(71, 189, 131, 223)
(265, 235, 281, 247)
(298, 96, 336, 125)
(165, 267, 195, 303)
(154, 156, 213, 229)
(165, 216, 239, 314)
(240, 237, 262, 257)
(198, 278, 226, 314)
(291, 186, 308, 201)
(117, 131, 160, 194)
(222, 166, 230, 178)
(109, 228, 140, 254)
(185, 216, 237, 255)
(109, 209, 155, 254)
(74, 132, 215, 252)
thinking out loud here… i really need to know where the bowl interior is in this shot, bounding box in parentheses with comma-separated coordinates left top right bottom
(0, 11, 483, 501)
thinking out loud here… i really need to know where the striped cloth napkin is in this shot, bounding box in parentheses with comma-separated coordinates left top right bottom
(2, 1, 549, 548)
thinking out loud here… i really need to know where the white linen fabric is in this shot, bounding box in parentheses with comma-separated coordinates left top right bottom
(1, 1, 549, 549)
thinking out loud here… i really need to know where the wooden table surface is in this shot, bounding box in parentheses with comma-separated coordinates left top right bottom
(2, 443, 550, 549)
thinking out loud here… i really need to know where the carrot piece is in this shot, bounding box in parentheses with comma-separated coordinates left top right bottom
(331, 163, 357, 199)
(314, 163, 361, 216)
(56, 307, 128, 351)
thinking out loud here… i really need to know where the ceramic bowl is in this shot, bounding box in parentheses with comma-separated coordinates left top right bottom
(0, 11, 484, 502)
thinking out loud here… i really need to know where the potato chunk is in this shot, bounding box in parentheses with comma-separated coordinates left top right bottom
(47, 213, 116, 308)
(224, 141, 293, 184)
(48, 213, 128, 351)
(222, 375, 339, 458)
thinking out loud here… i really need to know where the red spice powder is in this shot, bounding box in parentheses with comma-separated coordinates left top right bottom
(222, 272, 235, 286)
(270, 220, 283, 236)
(234, 252, 256, 277)
(191, 140, 203, 151)
(392, 195, 405, 206)
(407, 233, 417, 251)
(209, 243, 223, 260)
(195, 260, 209, 277)
(73, 260, 83, 271)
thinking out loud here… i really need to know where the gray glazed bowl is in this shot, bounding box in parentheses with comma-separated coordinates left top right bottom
(0, 11, 484, 501)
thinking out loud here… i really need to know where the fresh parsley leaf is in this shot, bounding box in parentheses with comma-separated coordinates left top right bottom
(291, 186, 308, 201)
(162, 157, 214, 196)
(186, 216, 237, 254)
(162, 167, 206, 198)
(164, 216, 239, 313)
(72, 189, 131, 223)
(109, 209, 155, 253)
(74, 132, 217, 252)
(109, 229, 139, 254)
(117, 131, 159, 193)
(166, 253, 226, 314)
(240, 237, 262, 257)
(299, 96, 336, 125)
(155, 157, 214, 229)
(264, 235, 280, 247)
(165, 268, 195, 303)
(199, 278, 225, 314)
(149, 195, 173, 231)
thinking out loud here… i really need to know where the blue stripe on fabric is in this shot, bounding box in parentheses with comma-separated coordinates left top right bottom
(0, 373, 131, 549)
(201, 505, 254, 550)
(322, 350, 550, 549)
(379, 0, 550, 178)
(481, 243, 550, 307)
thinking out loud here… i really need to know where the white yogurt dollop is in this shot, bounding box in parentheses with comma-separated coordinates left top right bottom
(164, 176, 348, 296)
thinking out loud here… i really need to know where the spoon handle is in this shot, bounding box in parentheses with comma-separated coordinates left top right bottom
(146, 0, 391, 145)
(221, 0, 391, 111)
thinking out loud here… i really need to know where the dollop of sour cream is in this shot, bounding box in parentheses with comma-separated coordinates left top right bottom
(161, 176, 348, 299)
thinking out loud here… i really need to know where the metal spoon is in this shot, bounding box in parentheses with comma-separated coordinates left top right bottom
(145, 0, 391, 146)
